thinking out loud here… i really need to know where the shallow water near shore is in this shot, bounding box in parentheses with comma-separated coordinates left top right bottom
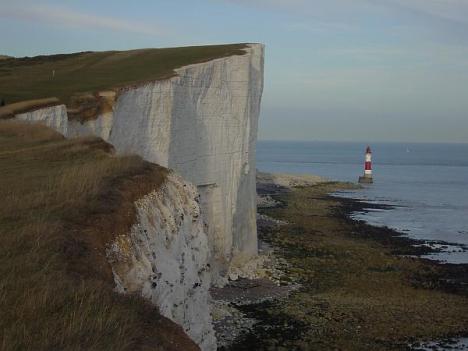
(412, 337, 468, 351)
(257, 140, 468, 263)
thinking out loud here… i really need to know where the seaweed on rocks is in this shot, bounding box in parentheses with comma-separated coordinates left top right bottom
(229, 180, 468, 350)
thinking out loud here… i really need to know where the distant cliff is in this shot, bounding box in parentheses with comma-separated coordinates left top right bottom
(4, 43, 264, 350)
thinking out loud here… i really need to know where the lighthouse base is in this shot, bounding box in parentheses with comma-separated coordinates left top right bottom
(359, 176, 373, 184)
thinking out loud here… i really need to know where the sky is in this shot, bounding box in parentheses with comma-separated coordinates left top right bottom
(1, 0, 468, 143)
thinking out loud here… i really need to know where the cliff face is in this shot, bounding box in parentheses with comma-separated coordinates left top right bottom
(9, 43, 264, 350)
(69, 43, 264, 284)
(15, 105, 68, 136)
(108, 173, 215, 350)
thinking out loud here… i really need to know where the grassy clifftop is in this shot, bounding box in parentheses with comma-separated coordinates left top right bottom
(0, 44, 247, 105)
(0, 122, 198, 351)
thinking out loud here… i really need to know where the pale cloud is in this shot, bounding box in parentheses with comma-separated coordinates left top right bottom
(220, 0, 378, 16)
(223, 0, 468, 24)
(223, 0, 306, 7)
(385, 0, 468, 24)
(1, 5, 166, 36)
(284, 21, 356, 33)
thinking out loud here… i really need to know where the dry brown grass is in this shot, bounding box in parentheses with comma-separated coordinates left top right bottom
(67, 92, 116, 122)
(0, 98, 61, 119)
(0, 122, 199, 351)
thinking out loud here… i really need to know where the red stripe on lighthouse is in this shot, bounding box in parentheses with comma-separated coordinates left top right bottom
(365, 161, 372, 170)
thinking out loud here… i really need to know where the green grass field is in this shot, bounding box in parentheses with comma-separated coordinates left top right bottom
(0, 44, 247, 105)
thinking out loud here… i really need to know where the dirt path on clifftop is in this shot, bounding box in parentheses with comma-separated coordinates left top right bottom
(229, 182, 468, 351)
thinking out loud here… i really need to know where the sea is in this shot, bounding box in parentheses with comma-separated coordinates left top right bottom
(257, 140, 468, 264)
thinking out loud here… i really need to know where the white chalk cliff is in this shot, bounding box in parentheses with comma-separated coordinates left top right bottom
(15, 105, 68, 136)
(107, 173, 216, 350)
(11, 43, 264, 350)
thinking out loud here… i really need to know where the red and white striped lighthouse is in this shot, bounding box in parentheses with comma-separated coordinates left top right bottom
(359, 146, 373, 184)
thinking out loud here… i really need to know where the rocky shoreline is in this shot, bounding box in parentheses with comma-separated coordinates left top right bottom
(333, 193, 468, 297)
(215, 174, 468, 350)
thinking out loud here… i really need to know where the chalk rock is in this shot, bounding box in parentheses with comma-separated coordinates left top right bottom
(70, 44, 265, 283)
(107, 172, 216, 350)
(15, 105, 68, 135)
(10, 44, 265, 348)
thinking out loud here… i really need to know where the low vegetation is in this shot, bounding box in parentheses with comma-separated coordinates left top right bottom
(0, 44, 248, 105)
(0, 122, 198, 351)
(233, 183, 468, 350)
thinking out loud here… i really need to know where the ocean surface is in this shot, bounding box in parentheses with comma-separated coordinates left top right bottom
(257, 140, 468, 264)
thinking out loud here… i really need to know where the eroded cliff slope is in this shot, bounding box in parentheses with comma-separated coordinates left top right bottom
(73, 44, 264, 284)
(5, 43, 264, 284)
(0, 121, 199, 351)
(1, 43, 264, 350)
(108, 173, 215, 350)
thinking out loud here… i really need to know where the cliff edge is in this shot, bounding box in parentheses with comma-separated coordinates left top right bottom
(79, 43, 264, 285)
(5, 43, 264, 284)
(1, 43, 264, 350)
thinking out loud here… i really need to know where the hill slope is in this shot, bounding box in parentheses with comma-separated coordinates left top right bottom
(0, 121, 199, 351)
(0, 44, 247, 105)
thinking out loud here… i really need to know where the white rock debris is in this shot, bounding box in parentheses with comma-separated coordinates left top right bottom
(257, 194, 281, 208)
(257, 171, 326, 189)
(256, 213, 288, 229)
(107, 173, 216, 351)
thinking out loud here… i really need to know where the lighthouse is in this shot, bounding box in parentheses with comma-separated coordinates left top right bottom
(358, 146, 373, 184)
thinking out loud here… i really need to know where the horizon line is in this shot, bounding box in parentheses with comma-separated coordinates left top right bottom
(257, 139, 468, 145)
